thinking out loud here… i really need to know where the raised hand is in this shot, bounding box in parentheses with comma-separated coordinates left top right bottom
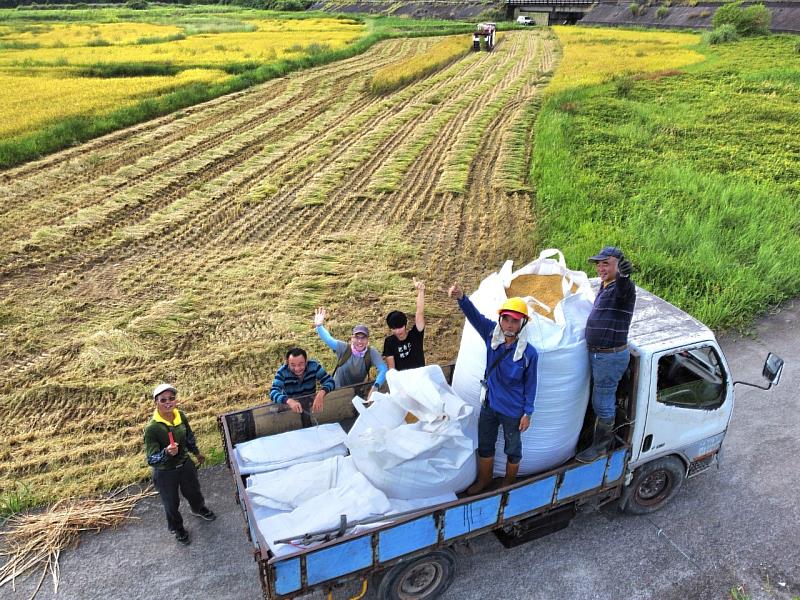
(618, 258, 633, 277)
(313, 307, 327, 327)
(448, 283, 464, 300)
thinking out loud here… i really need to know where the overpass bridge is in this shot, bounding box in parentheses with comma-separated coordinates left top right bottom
(506, 0, 594, 25)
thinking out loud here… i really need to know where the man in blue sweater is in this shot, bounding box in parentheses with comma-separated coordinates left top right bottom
(577, 246, 635, 463)
(449, 283, 538, 494)
(271, 347, 336, 427)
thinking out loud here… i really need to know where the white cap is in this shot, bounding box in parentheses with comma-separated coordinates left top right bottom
(152, 383, 177, 400)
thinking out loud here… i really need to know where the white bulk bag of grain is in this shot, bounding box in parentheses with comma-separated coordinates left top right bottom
(259, 470, 392, 557)
(451, 249, 594, 476)
(246, 455, 359, 511)
(234, 422, 347, 474)
(346, 365, 476, 499)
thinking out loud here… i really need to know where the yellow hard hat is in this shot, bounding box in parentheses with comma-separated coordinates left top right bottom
(498, 297, 529, 319)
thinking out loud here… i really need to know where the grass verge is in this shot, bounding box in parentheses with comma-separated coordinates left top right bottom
(0, 483, 37, 522)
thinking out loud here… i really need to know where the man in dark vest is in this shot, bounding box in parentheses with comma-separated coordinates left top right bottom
(313, 307, 387, 398)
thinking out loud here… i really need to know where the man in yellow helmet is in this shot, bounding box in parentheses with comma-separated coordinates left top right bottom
(449, 283, 538, 494)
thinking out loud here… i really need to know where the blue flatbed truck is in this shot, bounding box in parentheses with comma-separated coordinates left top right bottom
(219, 286, 782, 600)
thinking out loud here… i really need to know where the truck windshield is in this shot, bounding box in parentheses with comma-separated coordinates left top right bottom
(656, 346, 726, 410)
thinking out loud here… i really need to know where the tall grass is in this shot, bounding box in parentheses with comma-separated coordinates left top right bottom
(0, 482, 37, 521)
(533, 31, 800, 330)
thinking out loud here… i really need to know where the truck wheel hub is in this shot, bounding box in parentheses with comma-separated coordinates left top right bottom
(636, 471, 670, 504)
(398, 562, 442, 598)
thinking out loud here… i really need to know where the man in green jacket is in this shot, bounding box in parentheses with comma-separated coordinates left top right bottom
(144, 383, 216, 545)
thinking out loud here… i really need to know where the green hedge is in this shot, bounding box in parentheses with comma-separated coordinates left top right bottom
(712, 0, 771, 36)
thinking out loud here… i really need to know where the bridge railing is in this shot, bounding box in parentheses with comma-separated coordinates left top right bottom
(507, 0, 594, 5)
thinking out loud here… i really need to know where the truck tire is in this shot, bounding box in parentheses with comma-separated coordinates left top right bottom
(473, 40, 480, 51)
(377, 549, 456, 600)
(622, 456, 685, 515)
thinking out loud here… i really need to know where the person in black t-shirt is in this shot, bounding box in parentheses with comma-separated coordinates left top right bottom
(382, 278, 426, 371)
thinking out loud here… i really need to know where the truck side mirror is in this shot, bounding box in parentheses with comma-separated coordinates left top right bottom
(762, 353, 784, 387)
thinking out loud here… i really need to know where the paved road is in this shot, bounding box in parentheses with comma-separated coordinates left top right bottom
(2, 301, 798, 600)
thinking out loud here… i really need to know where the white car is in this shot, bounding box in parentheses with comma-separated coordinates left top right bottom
(516, 15, 534, 25)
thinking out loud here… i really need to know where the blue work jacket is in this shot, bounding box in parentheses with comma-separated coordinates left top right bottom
(458, 295, 538, 419)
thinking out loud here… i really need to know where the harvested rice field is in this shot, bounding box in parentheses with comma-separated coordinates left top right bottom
(0, 30, 556, 503)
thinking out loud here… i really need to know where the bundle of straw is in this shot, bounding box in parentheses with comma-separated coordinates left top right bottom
(0, 487, 156, 599)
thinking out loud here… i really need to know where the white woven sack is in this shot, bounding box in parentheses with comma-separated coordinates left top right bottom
(345, 365, 476, 499)
(246, 455, 359, 511)
(450, 250, 594, 477)
(234, 422, 348, 475)
(258, 470, 391, 557)
(493, 338, 590, 476)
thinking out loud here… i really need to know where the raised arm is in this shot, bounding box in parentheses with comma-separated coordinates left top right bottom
(413, 278, 425, 331)
(615, 256, 635, 299)
(313, 307, 339, 351)
(449, 282, 495, 339)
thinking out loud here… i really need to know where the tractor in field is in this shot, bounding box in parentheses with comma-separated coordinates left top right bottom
(473, 22, 497, 52)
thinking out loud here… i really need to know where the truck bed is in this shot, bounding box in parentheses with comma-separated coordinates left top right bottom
(219, 364, 630, 599)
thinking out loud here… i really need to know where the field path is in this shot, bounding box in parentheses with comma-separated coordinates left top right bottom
(0, 31, 559, 502)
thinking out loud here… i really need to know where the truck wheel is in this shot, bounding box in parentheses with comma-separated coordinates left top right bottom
(377, 549, 456, 600)
(473, 41, 480, 51)
(622, 456, 685, 515)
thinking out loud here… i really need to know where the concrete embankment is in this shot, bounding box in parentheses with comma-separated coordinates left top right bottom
(310, 0, 498, 19)
(312, 0, 800, 34)
(580, 1, 800, 33)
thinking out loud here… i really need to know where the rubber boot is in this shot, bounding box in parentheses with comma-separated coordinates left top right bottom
(576, 418, 614, 463)
(502, 461, 520, 487)
(467, 457, 494, 495)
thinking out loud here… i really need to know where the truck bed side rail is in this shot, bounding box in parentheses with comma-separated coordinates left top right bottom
(265, 446, 628, 598)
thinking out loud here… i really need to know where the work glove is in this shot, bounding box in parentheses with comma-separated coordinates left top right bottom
(618, 257, 633, 277)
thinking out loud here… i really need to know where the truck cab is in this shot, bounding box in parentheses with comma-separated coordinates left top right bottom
(609, 285, 738, 512)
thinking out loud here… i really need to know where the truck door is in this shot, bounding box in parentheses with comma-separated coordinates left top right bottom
(637, 344, 733, 461)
